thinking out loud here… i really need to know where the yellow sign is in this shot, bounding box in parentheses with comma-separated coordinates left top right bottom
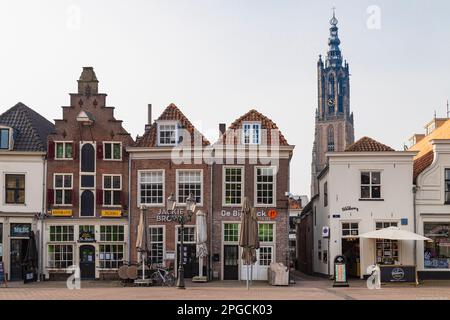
(51, 209, 73, 217)
(101, 210, 122, 217)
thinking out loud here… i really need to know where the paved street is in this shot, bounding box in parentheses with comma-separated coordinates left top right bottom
(1, 272, 450, 300)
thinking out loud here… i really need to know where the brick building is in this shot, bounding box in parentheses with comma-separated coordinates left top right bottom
(43, 67, 134, 280)
(128, 104, 211, 279)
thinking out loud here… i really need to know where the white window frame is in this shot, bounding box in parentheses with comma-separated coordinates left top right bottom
(99, 225, 125, 242)
(176, 169, 203, 206)
(223, 222, 240, 243)
(222, 166, 245, 206)
(242, 122, 261, 145)
(258, 222, 275, 244)
(98, 244, 125, 270)
(54, 141, 74, 160)
(47, 244, 74, 269)
(138, 170, 165, 207)
(3, 172, 26, 206)
(0, 126, 12, 151)
(102, 174, 122, 207)
(254, 166, 277, 207)
(103, 141, 122, 161)
(360, 170, 382, 199)
(157, 121, 178, 146)
(341, 221, 360, 238)
(374, 220, 401, 265)
(53, 173, 73, 206)
(148, 225, 166, 266)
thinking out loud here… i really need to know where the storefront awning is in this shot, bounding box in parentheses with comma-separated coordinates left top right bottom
(358, 227, 432, 241)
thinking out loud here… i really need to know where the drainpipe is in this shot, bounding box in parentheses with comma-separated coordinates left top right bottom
(209, 163, 213, 281)
(128, 153, 132, 263)
(413, 185, 417, 269)
(39, 155, 47, 282)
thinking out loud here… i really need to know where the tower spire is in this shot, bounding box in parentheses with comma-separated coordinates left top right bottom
(327, 7, 343, 68)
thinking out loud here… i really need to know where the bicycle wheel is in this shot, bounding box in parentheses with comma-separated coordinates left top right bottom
(164, 272, 175, 287)
(150, 271, 162, 286)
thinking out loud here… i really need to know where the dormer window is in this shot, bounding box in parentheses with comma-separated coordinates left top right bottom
(0, 128, 11, 150)
(158, 122, 178, 146)
(242, 122, 261, 145)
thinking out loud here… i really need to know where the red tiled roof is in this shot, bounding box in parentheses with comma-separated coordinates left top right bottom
(413, 150, 434, 183)
(135, 104, 210, 147)
(345, 136, 395, 152)
(216, 109, 289, 146)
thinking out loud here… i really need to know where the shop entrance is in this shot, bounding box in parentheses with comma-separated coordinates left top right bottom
(79, 245, 95, 279)
(342, 238, 360, 278)
(177, 244, 198, 278)
(223, 245, 239, 280)
(10, 239, 29, 281)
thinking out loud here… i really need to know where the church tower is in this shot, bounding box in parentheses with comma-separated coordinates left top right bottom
(311, 11, 355, 196)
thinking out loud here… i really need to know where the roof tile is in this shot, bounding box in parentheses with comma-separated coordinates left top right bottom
(345, 136, 394, 152)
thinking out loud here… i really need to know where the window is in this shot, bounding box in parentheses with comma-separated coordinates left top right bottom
(54, 174, 72, 205)
(375, 222, 399, 265)
(258, 223, 274, 242)
(242, 123, 261, 145)
(103, 175, 121, 206)
(259, 246, 273, 266)
(48, 245, 73, 269)
(55, 142, 73, 159)
(99, 244, 124, 269)
(104, 142, 121, 160)
(361, 171, 381, 199)
(342, 223, 359, 237)
(324, 181, 328, 207)
(224, 167, 243, 205)
(327, 126, 334, 152)
(100, 225, 124, 242)
(0, 128, 10, 150)
(177, 171, 202, 204)
(79, 225, 95, 241)
(80, 190, 95, 217)
(424, 223, 450, 269)
(256, 167, 275, 205)
(445, 169, 450, 204)
(80, 143, 95, 173)
(5, 174, 25, 204)
(139, 171, 164, 205)
(149, 227, 164, 265)
(49, 225, 74, 242)
(223, 223, 239, 242)
(158, 123, 177, 146)
(177, 226, 195, 243)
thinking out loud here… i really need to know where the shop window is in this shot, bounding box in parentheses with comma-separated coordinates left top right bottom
(0, 128, 10, 150)
(54, 174, 72, 205)
(55, 142, 73, 159)
(5, 174, 25, 204)
(104, 142, 122, 160)
(223, 223, 239, 242)
(80, 190, 95, 217)
(342, 222, 359, 237)
(149, 227, 164, 265)
(256, 167, 275, 206)
(100, 225, 124, 242)
(259, 246, 273, 266)
(445, 169, 450, 204)
(242, 122, 261, 145)
(49, 225, 74, 242)
(224, 167, 243, 205)
(375, 222, 399, 265)
(81, 143, 95, 172)
(48, 244, 73, 269)
(99, 244, 124, 269)
(258, 223, 274, 242)
(139, 171, 164, 205)
(103, 175, 121, 206)
(177, 226, 195, 243)
(424, 223, 450, 269)
(158, 123, 177, 146)
(177, 170, 202, 204)
(361, 171, 381, 199)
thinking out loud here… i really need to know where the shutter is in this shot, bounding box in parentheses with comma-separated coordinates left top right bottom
(71, 189, 77, 206)
(120, 191, 127, 209)
(96, 189, 103, 206)
(48, 141, 55, 160)
(72, 142, 77, 160)
(97, 142, 103, 160)
(47, 189, 54, 209)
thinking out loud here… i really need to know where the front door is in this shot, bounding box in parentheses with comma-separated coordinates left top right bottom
(223, 245, 239, 280)
(79, 245, 96, 279)
(177, 244, 198, 278)
(240, 246, 274, 281)
(342, 238, 360, 278)
(10, 239, 29, 281)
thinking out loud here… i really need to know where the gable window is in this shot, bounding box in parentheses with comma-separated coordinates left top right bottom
(361, 171, 381, 199)
(55, 142, 73, 159)
(104, 142, 122, 160)
(139, 171, 164, 205)
(103, 175, 121, 206)
(324, 181, 328, 207)
(223, 167, 243, 205)
(242, 122, 261, 145)
(158, 123, 177, 146)
(5, 174, 25, 204)
(255, 167, 276, 206)
(445, 169, 450, 204)
(54, 174, 73, 205)
(0, 128, 10, 150)
(177, 170, 202, 204)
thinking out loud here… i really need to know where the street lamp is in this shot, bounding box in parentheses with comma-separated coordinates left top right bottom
(167, 192, 197, 289)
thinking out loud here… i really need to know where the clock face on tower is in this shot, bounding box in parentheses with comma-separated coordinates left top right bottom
(327, 98, 335, 107)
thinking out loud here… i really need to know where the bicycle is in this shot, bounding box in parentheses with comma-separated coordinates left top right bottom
(150, 264, 175, 287)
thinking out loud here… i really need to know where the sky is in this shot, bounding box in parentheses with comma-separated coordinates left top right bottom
(1, 0, 449, 198)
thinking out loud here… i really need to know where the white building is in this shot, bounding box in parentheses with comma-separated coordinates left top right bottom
(312, 137, 417, 278)
(410, 118, 450, 279)
(0, 103, 54, 281)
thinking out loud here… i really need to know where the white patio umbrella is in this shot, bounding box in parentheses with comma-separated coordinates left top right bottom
(358, 227, 432, 241)
(136, 205, 148, 280)
(195, 210, 208, 279)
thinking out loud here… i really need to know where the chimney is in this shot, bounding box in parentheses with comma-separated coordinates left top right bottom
(219, 123, 226, 135)
(145, 104, 152, 131)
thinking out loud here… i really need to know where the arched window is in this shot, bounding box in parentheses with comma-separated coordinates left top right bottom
(80, 190, 94, 217)
(81, 143, 95, 173)
(328, 75, 335, 95)
(327, 126, 335, 152)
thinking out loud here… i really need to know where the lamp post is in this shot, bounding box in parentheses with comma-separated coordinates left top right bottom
(167, 192, 197, 289)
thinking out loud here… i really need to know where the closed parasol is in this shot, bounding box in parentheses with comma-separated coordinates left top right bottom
(136, 206, 148, 280)
(195, 210, 208, 280)
(239, 197, 259, 289)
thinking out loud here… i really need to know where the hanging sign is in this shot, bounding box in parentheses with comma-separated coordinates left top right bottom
(268, 209, 278, 220)
(79, 230, 96, 243)
(51, 209, 73, 217)
(101, 210, 122, 217)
